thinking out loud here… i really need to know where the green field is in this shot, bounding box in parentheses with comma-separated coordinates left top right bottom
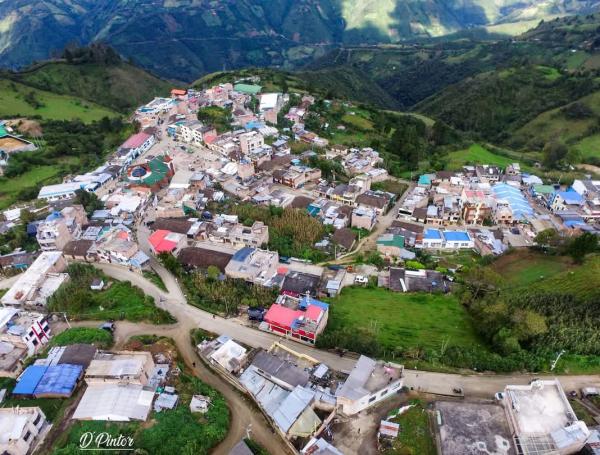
(49, 328, 113, 349)
(0, 79, 118, 122)
(491, 250, 572, 287)
(574, 134, 600, 160)
(445, 144, 531, 171)
(388, 399, 436, 455)
(323, 287, 483, 353)
(0, 164, 62, 209)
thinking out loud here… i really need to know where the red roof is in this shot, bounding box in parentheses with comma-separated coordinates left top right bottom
(304, 304, 323, 322)
(264, 304, 301, 329)
(148, 229, 179, 253)
(171, 89, 187, 96)
(122, 132, 151, 149)
(204, 134, 217, 144)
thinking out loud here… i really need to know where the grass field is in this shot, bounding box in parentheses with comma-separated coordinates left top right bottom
(388, 399, 436, 455)
(49, 328, 113, 349)
(324, 287, 483, 353)
(574, 133, 600, 160)
(491, 250, 572, 287)
(0, 79, 118, 122)
(445, 144, 532, 171)
(0, 164, 62, 209)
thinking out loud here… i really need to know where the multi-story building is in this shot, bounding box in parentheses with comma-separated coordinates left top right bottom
(0, 308, 51, 356)
(461, 189, 492, 225)
(273, 165, 321, 189)
(178, 121, 216, 146)
(0, 407, 49, 455)
(36, 205, 87, 251)
(227, 221, 269, 248)
(351, 206, 377, 231)
(502, 380, 590, 455)
(239, 131, 264, 155)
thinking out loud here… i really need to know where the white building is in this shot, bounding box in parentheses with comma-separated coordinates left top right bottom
(335, 355, 403, 415)
(239, 131, 264, 155)
(0, 309, 51, 356)
(0, 407, 48, 455)
(502, 379, 590, 455)
(1, 252, 68, 307)
(36, 206, 87, 252)
(37, 182, 85, 202)
(178, 121, 215, 146)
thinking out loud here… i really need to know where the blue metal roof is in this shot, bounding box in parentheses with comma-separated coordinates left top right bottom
(492, 183, 534, 220)
(299, 295, 329, 311)
(13, 365, 48, 395)
(33, 364, 82, 397)
(443, 231, 471, 242)
(232, 246, 254, 262)
(557, 190, 584, 205)
(424, 229, 442, 240)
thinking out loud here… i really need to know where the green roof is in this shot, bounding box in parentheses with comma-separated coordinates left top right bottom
(418, 174, 431, 185)
(377, 234, 405, 248)
(533, 184, 555, 194)
(234, 83, 262, 95)
(0, 125, 8, 138)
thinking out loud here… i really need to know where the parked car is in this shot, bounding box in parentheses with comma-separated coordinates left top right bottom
(494, 392, 504, 402)
(354, 275, 368, 284)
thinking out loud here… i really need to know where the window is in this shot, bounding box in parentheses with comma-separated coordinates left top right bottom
(32, 339, 39, 346)
(33, 414, 41, 426)
(380, 389, 388, 397)
(23, 431, 31, 442)
(368, 396, 377, 403)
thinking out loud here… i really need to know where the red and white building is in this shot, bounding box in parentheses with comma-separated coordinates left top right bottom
(0, 308, 51, 356)
(148, 229, 187, 255)
(263, 296, 329, 345)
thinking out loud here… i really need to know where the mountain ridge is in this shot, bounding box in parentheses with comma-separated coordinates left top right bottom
(2, 0, 600, 81)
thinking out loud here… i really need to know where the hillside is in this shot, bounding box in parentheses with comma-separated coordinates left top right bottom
(1, 0, 600, 81)
(5, 57, 170, 114)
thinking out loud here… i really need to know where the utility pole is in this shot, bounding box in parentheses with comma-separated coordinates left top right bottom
(551, 349, 565, 371)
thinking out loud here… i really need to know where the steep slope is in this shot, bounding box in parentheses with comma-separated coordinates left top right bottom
(1, 0, 600, 81)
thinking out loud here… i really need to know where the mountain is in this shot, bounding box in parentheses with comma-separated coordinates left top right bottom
(1, 0, 600, 81)
(0, 45, 170, 116)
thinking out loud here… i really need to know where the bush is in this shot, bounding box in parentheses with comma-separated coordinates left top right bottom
(49, 328, 113, 349)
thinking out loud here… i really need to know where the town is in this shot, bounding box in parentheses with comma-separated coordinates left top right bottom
(0, 77, 599, 455)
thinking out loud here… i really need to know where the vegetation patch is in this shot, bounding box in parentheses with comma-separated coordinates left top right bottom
(387, 399, 436, 455)
(48, 263, 175, 324)
(49, 328, 113, 349)
(490, 250, 572, 287)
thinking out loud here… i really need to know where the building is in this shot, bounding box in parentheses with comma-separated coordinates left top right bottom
(1, 252, 68, 307)
(178, 121, 216, 146)
(85, 351, 155, 386)
(273, 166, 322, 189)
(352, 206, 377, 231)
(148, 229, 187, 255)
(356, 190, 393, 215)
(36, 206, 87, 251)
(0, 309, 51, 356)
(0, 407, 48, 455)
(263, 296, 329, 344)
(335, 355, 403, 415)
(550, 190, 585, 213)
(461, 190, 492, 225)
(239, 131, 264, 155)
(387, 267, 448, 293)
(421, 229, 474, 250)
(502, 379, 590, 455)
(73, 384, 154, 422)
(114, 132, 155, 166)
(178, 247, 232, 272)
(37, 182, 86, 202)
(227, 221, 269, 248)
(332, 228, 357, 251)
(224, 247, 279, 285)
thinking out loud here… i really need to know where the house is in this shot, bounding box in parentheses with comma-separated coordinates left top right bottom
(198, 335, 247, 374)
(352, 206, 377, 231)
(224, 247, 279, 285)
(73, 384, 154, 422)
(550, 190, 585, 213)
(281, 272, 321, 297)
(356, 191, 393, 215)
(492, 183, 534, 222)
(178, 247, 232, 272)
(0, 407, 49, 455)
(0, 251, 36, 272)
(387, 267, 448, 293)
(239, 131, 265, 155)
(263, 296, 329, 344)
(1, 252, 68, 307)
(335, 355, 403, 415)
(62, 239, 94, 262)
(114, 132, 155, 166)
(95, 228, 149, 269)
(227, 221, 269, 248)
(302, 438, 344, 455)
(148, 229, 187, 255)
(85, 351, 155, 386)
(502, 380, 590, 455)
(475, 165, 502, 182)
(460, 190, 492, 225)
(36, 205, 87, 251)
(273, 165, 322, 189)
(178, 121, 216, 146)
(376, 234, 415, 259)
(421, 229, 474, 250)
(0, 308, 51, 356)
(332, 228, 356, 251)
(12, 364, 83, 398)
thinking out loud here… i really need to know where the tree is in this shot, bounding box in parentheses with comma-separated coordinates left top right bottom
(534, 228, 563, 251)
(566, 232, 599, 263)
(74, 190, 104, 216)
(542, 141, 568, 169)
